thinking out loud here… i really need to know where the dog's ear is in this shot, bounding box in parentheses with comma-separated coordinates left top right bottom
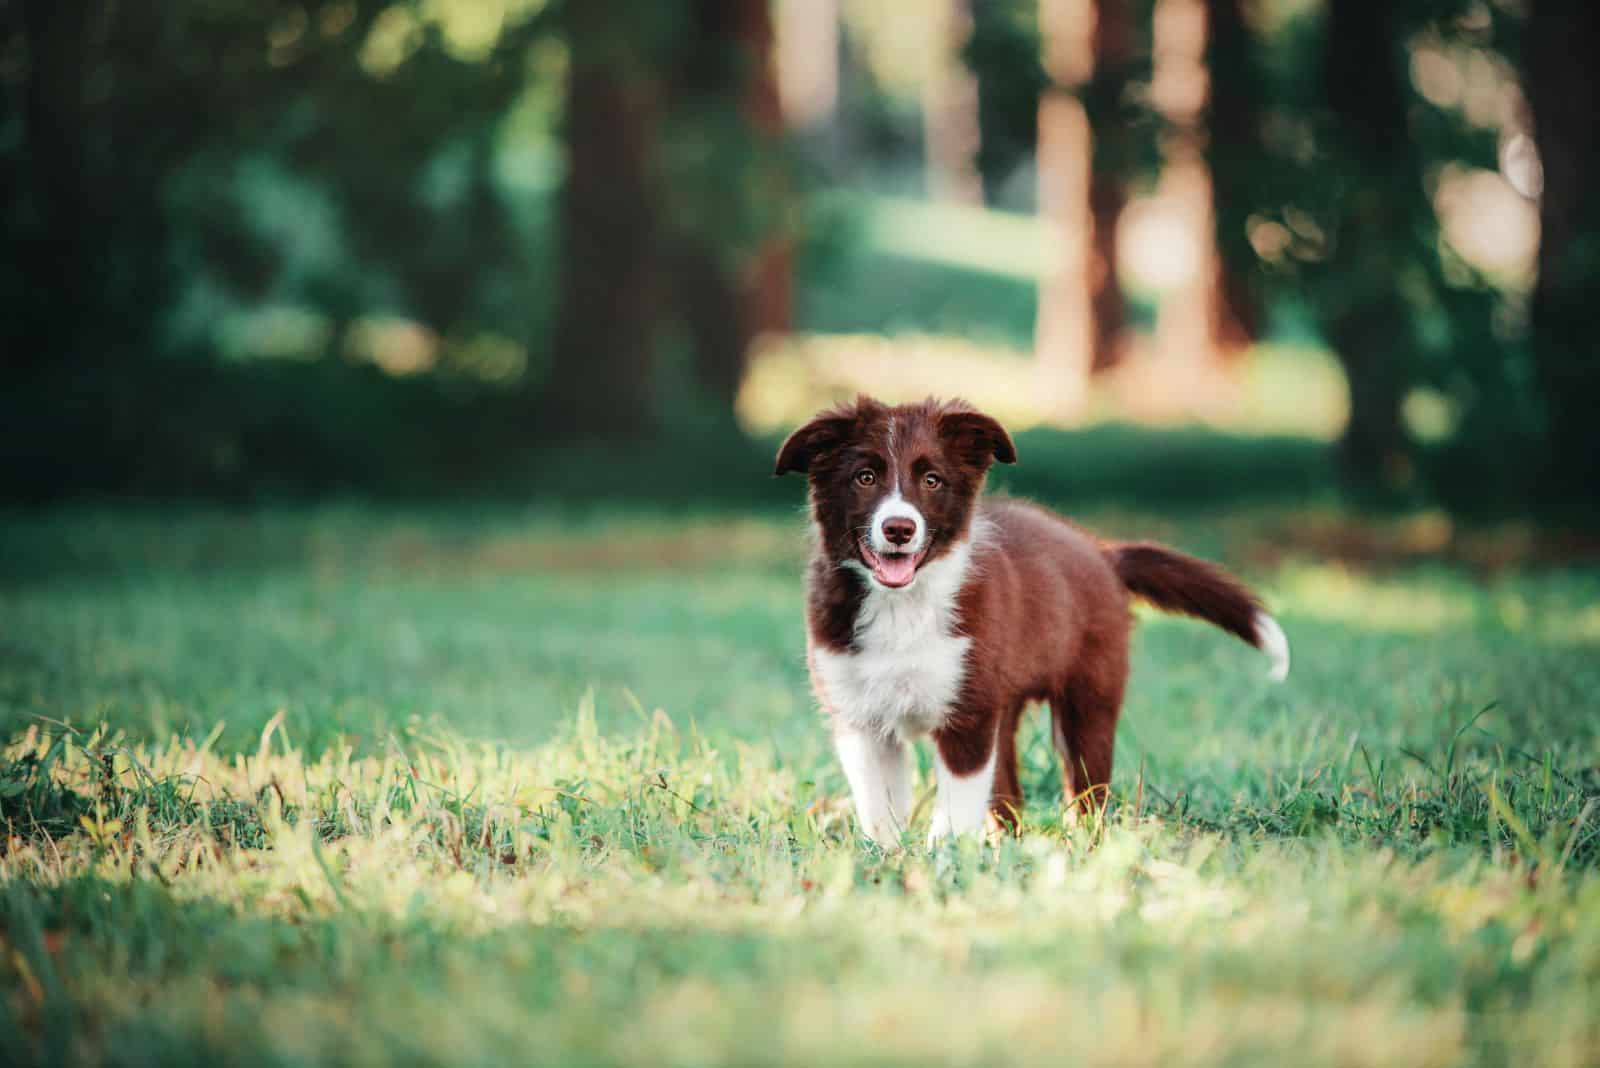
(938, 409, 1017, 467)
(774, 411, 856, 476)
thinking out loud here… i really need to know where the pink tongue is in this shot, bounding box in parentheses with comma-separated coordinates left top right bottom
(873, 553, 918, 587)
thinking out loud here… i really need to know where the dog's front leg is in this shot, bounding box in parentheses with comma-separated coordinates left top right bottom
(928, 716, 998, 844)
(834, 724, 912, 846)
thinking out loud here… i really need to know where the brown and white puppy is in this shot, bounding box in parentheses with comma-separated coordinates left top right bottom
(776, 396, 1288, 845)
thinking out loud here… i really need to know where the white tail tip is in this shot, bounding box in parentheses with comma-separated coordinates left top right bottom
(1253, 611, 1290, 682)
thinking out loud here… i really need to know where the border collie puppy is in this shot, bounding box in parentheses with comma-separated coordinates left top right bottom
(776, 396, 1288, 845)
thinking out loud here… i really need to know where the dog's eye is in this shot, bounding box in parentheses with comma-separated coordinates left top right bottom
(854, 469, 876, 487)
(923, 472, 943, 489)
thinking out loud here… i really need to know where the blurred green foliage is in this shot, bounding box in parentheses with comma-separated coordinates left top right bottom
(2, 1, 558, 497)
(4, 0, 552, 358)
(0, 0, 1595, 521)
(1234, 1, 1542, 514)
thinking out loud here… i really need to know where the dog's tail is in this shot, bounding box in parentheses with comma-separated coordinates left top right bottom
(1106, 541, 1289, 681)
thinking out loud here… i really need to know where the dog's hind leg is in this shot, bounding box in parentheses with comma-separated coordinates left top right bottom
(1049, 697, 1079, 807)
(1050, 657, 1128, 817)
(988, 702, 1027, 832)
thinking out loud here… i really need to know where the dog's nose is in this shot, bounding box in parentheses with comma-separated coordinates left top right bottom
(882, 517, 916, 546)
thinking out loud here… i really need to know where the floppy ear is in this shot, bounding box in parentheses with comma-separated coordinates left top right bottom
(774, 414, 856, 476)
(938, 410, 1018, 467)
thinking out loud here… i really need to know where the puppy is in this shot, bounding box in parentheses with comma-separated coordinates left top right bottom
(776, 396, 1288, 844)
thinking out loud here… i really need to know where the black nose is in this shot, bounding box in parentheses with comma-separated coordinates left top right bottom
(882, 518, 916, 546)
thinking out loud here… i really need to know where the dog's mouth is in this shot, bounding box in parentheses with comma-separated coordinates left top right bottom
(859, 541, 929, 588)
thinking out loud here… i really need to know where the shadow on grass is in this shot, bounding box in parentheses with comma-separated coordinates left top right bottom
(801, 249, 1041, 347)
(0, 421, 1333, 588)
(0, 335, 1332, 514)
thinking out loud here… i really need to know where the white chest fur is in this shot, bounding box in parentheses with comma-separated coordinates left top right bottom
(811, 537, 978, 740)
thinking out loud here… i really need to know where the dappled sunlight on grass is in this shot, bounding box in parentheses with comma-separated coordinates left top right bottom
(740, 332, 1346, 440)
(1267, 559, 1600, 651)
(2, 702, 1597, 1066)
(1276, 563, 1479, 634)
(3, 506, 1599, 1063)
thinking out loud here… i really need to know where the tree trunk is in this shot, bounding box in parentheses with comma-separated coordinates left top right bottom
(544, 0, 661, 438)
(1525, 1, 1600, 505)
(1148, 0, 1251, 375)
(1034, 89, 1094, 415)
(1035, 0, 1131, 408)
(923, 0, 984, 204)
(1085, 0, 1132, 373)
(1320, 0, 1415, 489)
(674, 0, 790, 417)
(1035, 0, 1094, 413)
(10, 0, 92, 373)
(1202, 0, 1261, 355)
(774, 0, 839, 128)
(733, 0, 791, 387)
(1085, 174, 1127, 372)
(1328, 309, 1411, 487)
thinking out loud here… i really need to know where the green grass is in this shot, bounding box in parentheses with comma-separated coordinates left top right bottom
(2, 504, 1599, 1066)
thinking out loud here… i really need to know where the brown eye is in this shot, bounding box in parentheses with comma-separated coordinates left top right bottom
(923, 472, 943, 489)
(854, 469, 876, 487)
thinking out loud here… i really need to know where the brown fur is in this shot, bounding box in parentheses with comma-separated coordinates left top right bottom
(778, 396, 1275, 829)
(777, 396, 1013, 653)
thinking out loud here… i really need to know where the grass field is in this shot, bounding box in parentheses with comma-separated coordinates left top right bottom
(2, 501, 1599, 1066)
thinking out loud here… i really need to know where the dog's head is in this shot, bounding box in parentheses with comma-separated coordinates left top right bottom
(775, 396, 1016, 589)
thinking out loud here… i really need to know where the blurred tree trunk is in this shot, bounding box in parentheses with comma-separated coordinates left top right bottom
(1202, 0, 1261, 355)
(923, 0, 984, 204)
(544, 0, 662, 438)
(1150, 0, 1244, 384)
(672, 0, 790, 417)
(1035, 0, 1132, 411)
(1035, 0, 1094, 413)
(546, 0, 786, 434)
(1034, 92, 1090, 410)
(10, 0, 91, 372)
(1525, 1, 1600, 504)
(1084, 0, 1133, 373)
(731, 0, 792, 400)
(774, 0, 839, 128)
(966, 0, 1051, 210)
(1320, 0, 1413, 489)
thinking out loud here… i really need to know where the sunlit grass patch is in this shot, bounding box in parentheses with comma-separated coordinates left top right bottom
(739, 333, 1346, 442)
(2, 504, 1599, 1064)
(3, 690, 1599, 1065)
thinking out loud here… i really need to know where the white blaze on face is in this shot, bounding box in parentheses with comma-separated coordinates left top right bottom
(868, 491, 926, 555)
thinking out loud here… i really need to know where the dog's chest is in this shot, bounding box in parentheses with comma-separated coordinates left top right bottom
(810, 553, 973, 738)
